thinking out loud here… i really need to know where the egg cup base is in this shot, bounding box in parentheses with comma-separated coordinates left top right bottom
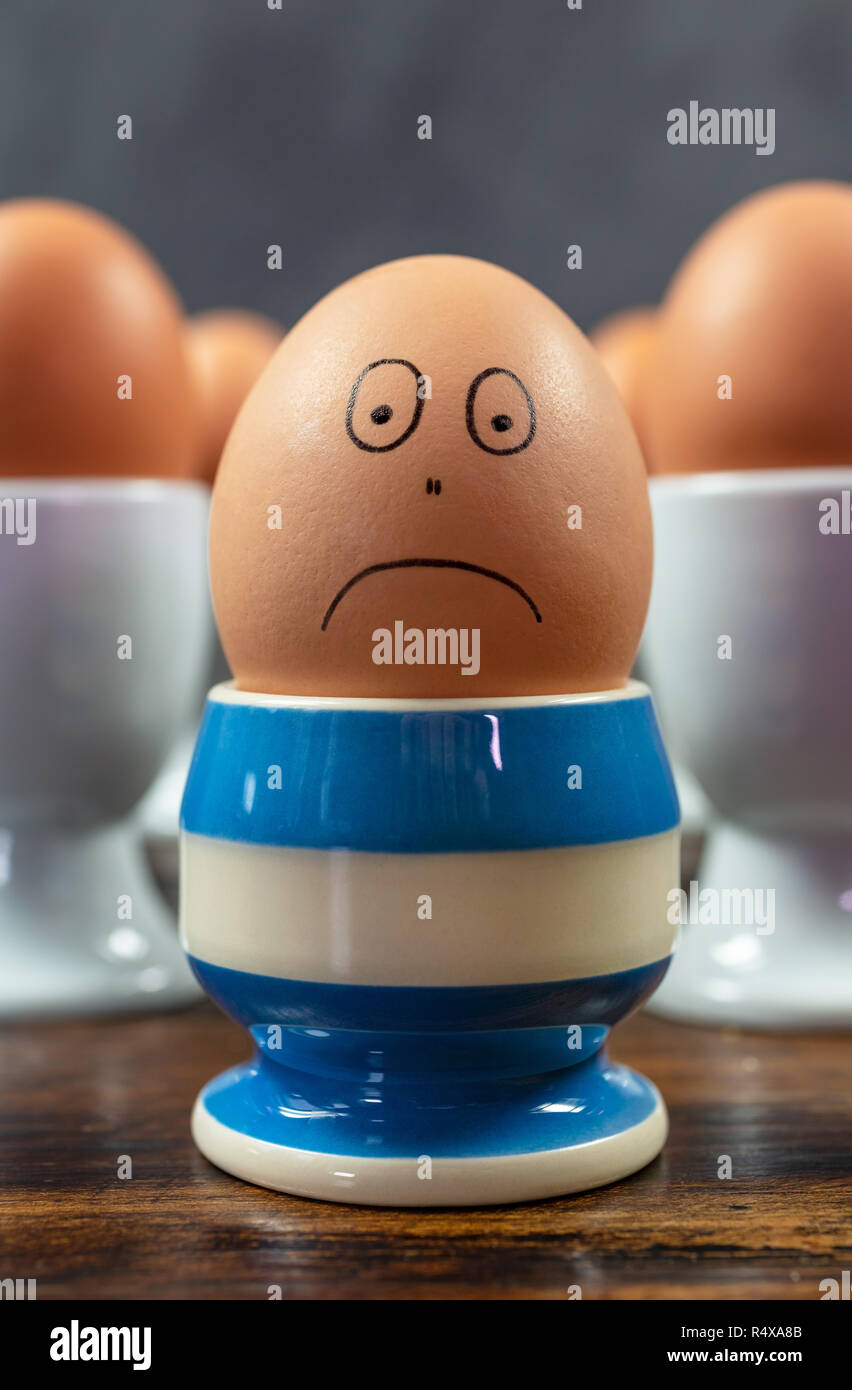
(0, 820, 201, 1020)
(646, 820, 852, 1030)
(190, 1047, 667, 1207)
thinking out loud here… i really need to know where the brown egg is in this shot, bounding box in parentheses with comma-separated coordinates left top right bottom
(210, 255, 651, 698)
(185, 310, 282, 483)
(645, 181, 852, 474)
(0, 199, 198, 477)
(589, 307, 657, 467)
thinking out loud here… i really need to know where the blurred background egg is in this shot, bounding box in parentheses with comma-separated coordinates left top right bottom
(185, 310, 282, 483)
(210, 254, 652, 699)
(644, 180, 852, 475)
(589, 307, 657, 470)
(0, 199, 198, 477)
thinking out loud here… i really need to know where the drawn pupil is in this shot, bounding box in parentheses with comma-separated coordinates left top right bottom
(371, 404, 393, 425)
(492, 413, 513, 433)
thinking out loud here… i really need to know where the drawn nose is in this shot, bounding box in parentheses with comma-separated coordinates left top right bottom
(425, 477, 442, 496)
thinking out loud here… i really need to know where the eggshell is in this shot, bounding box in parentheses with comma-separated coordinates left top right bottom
(185, 310, 282, 483)
(644, 181, 852, 474)
(0, 199, 198, 477)
(590, 307, 657, 467)
(210, 255, 652, 698)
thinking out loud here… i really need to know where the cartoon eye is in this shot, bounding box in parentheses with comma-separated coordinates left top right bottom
(465, 367, 536, 455)
(346, 359, 424, 452)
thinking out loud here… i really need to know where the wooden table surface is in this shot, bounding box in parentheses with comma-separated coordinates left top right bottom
(1, 999, 848, 1301)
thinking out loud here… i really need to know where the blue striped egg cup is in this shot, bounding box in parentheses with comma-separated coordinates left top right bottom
(181, 682, 679, 1205)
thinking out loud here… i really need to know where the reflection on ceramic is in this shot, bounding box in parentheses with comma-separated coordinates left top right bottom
(671, 761, 710, 839)
(0, 479, 212, 1018)
(135, 731, 197, 846)
(632, 654, 709, 839)
(182, 680, 679, 1206)
(642, 469, 852, 1029)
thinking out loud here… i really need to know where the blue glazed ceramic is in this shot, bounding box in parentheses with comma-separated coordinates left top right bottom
(181, 679, 679, 1205)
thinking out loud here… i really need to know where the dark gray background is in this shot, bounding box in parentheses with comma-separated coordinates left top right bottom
(0, 0, 849, 333)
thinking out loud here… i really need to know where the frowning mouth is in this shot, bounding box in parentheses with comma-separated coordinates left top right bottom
(321, 558, 542, 630)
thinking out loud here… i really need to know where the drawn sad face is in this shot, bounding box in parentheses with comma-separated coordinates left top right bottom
(210, 256, 652, 698)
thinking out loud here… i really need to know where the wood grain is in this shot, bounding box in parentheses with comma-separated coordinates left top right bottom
(0, 1002, 848, 1301)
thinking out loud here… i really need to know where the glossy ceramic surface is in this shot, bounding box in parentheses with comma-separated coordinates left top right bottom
(182, 682, 679, 1204)
(643, 470, 852, 1028)
(0, 479, 211, 1017)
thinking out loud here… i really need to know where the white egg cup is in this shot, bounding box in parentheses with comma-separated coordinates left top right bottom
(0, 479, 212, 1018)
(642, 468, 852, 1029)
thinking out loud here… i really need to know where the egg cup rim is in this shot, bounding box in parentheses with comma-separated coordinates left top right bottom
(0, 476, 209, 501)
(649, 465, 852, 497)
(205, 677, 651, 713)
